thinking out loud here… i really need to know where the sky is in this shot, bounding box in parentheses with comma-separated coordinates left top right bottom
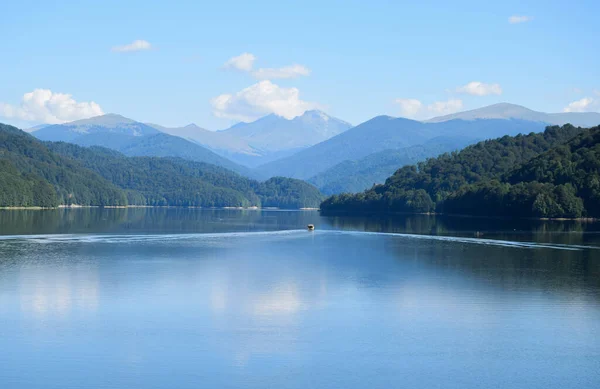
(0, 0, 599, 130)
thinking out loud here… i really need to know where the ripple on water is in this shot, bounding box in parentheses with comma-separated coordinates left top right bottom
(0, 229, 598, 252)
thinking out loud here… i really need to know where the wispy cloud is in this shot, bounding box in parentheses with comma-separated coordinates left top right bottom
(428, 99, 464, 115)
(252, 64, 311, 80)
(395, 98, 463, 119)
(395, 99, 423, 118)
(456, 81, 502, 96)
(223, 53, 310, 79)
(0, 89, 104, 124)
(112, 40, 152, 53)
(223, 52, 256, 71)
(571, 87, 583, 94)
(563, 97, 596, 113)
(211, 80, 319, 122)
(509, 15, 532, 24)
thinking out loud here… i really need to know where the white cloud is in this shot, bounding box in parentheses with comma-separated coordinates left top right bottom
(563, 97, 596, 113)
(0, 89, 104, 124)
(509, 15, 532, 24)
(223, 52, 256, 72)
(223, 53, 310, 79)
(456, 81, 503, 96)
(111, 39, 152, 53)
(395, 98, 463, 119)
(211, 80, 319, 122)
(427, 99, 464, 115)
(594, 90, 600, 97)
(395, 99, 423, 118)
(252, 64, 311, 80)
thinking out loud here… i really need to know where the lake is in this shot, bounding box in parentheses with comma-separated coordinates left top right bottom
(1, 208, 599, 388)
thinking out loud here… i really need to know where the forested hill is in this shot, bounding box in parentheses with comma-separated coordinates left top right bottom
(321, 124, 600, 218)
(47, 142, 323, 208)
(505, 127, 600, 216)
(0, 123, 323, 209)
(0, 123, 128, 207)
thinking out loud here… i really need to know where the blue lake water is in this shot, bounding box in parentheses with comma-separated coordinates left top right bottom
(0, 208, 599, 388)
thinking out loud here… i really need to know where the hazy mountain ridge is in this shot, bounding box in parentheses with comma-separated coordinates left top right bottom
(30, 114, 253, 177)
(428, 103, 600, 127)
(34, 114, 160, 141)
(221, 110, 352, 151)
(149, 110, 352, 167)
(146, 123, 258, 156)
(308, 136, 474, 195)
(255, 117, 548, 180)
(25, 104, 600, 189)
(255, 104, 598, 185)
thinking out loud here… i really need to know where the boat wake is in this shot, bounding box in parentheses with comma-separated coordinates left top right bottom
(0, 229, 307, 245)
(325, 230, 598, 251)
(0, 229, 596, 251)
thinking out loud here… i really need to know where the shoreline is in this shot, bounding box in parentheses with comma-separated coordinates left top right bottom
(2, 206, 595, 222)
(318, 210, 598, 222)
(0, 205, 320, 211)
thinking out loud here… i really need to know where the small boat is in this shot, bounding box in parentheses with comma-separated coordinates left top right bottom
(307, 224, 315, 231)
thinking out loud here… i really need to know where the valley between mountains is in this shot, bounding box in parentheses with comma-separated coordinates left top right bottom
(3, 103, 599, 216)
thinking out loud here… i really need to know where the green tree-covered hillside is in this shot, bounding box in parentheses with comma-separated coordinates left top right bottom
(1, 123, 322, 209)
(321, 125, 599, 218)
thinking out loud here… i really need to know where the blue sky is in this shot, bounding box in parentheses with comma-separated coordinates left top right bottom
(0, 0, 598, 130)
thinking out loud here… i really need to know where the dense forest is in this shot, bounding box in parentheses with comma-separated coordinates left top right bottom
(0, 123, 322, 208)
(321, 124, 600, 218)
(0, 124, 128, 207)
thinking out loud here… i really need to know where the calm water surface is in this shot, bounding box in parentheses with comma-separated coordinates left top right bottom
(0, 209, 599, 388)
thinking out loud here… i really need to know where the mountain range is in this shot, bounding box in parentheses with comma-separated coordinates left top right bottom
(255, 116, 549, 180)
(427, 102, 600, 127)
(24, 103, 600, 196)
(147, 110, 351, 167)
(32, 114, 253, 177)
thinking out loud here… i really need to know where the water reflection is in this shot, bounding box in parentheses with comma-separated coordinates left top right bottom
(2, 208, 600, 246)
(17, 263, 99, 320)
(0, 208, 318, 236)
(251, 282, 304, 316)
(325, 214, 600, 245)
(0, 211, 599, 388)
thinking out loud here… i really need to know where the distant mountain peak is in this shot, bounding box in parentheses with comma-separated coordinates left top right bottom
(183, 123, 206, 130)
(462, 102, 536, 115)
(426, 103, 538, 123)
(484, 102, 531, 110)
(66, 113, 137, 127)
(102, 113, 131, 119)
(26, 124, 49, 133)
(426, 103, 600, 127)
(300, 109, 328, 118)
(371, 115, 399, 121)
(295, 109, 353, 127)
(216, 110, 352, 156)
(31, 113, 159, 141)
